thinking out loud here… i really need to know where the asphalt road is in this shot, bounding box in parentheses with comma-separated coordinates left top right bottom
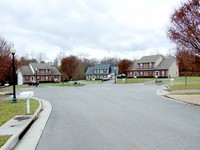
(33, 84, 200, 150)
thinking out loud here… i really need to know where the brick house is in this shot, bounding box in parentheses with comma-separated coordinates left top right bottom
(17, 63, 61, 85)
(127, 55, 179, 78)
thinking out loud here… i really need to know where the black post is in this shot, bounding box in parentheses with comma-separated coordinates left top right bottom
(115, 68, 116, 84)
(12, 53, 17, 103)
(36, 69, 38, 87)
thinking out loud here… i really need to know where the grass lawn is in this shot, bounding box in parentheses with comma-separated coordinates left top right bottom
(117, 78, 155, 84)
(166, 77, 200, 91)
(168, 83, 200, 91)
(0, 99, 39, 126)
(0, 99, 39, 148)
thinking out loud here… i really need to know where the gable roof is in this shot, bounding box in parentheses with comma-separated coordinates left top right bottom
(139, 55, 164, 63)
(156, 57, 176, 70)
(30, 63, 51, 70)
(85, 64, 118, 75)
(94, 64, 110, 70)
(20, 63, 61, 76)
(20, 66, 34, 76)
(51, 66, 62, 75)
(85, 67, 94, 75)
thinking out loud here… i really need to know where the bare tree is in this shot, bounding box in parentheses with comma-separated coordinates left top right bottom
(37, 52, 47, 63)
(167, 0, 200, 56)
(100, 57, 119, 66)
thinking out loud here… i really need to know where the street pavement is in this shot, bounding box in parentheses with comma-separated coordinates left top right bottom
(27, 83, 200, 150)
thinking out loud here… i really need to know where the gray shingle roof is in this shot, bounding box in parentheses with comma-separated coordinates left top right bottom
(20, 63, 61, 76)
(156, 57, 176, 70)
(94, 64, 110, 70)
(129, 56, 176, 71)
(51, 66, 62, 75)
(139, 55, 164, 63)
(85, 64, 118, 75)
(30, 63, 51, 69)
(20, 66, 34, 76)
(85, 67, 94, 75)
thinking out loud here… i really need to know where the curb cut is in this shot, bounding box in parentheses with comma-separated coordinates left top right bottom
(0, 98, 43, 150)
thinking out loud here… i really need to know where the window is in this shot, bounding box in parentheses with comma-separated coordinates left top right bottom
(46, 69, 48, 74)
(140, 63, 143, 68)
(46, 76, 48, 81)
(149, 63, 152, 68)
(140, 71, 143, 76)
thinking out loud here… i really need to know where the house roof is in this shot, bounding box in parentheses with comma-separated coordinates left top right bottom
(94, 64, 110, 70)
(85, 67, 94, 75)
(20, 66, 34, 76)
(85, 64, 118, 75)
(156, 57, 176, 70)
(128, 56, 176, 71)
(139, 55, 164, 63)
(20, 63, 61, 76)
(51, 66, 62, 75)
(30, 63, 51, 70)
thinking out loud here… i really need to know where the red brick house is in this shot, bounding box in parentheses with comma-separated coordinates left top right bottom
(127, 55, 179, 78)
(17, 63, 61, 85)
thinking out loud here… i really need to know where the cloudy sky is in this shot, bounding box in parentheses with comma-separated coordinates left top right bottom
(0, 0, 186, 61)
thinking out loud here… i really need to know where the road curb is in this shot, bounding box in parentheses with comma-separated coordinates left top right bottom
(0, 98, 43, 150)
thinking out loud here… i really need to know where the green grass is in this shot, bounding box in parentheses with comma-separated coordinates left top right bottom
(0, 99, 39, 148)
(168, 83, 200, 91)
(0, 99, 39, 126)
(0, 135, 11, 148)
(164, 76, 200, 91)
(117, 78, 154, 84)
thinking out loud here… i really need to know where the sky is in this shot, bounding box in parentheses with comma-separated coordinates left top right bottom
(0, 0, 186, 61)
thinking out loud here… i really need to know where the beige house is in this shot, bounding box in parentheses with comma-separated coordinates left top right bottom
(127, 55, 179, 78)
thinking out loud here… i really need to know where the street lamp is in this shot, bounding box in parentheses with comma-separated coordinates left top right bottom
(35, 68, 38, 87)
(114, 67, 116, 84)
(10, 46, 17, 103)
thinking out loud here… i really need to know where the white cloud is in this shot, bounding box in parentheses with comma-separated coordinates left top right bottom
(0, 0, 185, 61)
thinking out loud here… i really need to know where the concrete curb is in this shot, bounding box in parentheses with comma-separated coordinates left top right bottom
(0, 98, 43, 150)
(13, 98, 52, 150)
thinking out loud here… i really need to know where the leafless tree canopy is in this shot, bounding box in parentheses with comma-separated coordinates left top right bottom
(168, 0, 200, 56)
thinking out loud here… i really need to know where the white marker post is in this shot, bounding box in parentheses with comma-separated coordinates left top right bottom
(20, 91, 34, 114)
(170, 78, 174, 87)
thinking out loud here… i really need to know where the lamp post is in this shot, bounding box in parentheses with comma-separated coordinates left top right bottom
(114, 67, 116, 84)
(35, 68, 38, 87)
(10, 46, 17, 103)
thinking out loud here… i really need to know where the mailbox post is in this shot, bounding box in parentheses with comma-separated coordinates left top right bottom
(20, 91, 34, 114)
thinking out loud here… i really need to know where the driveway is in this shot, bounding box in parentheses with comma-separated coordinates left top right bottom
(32, 84, 200, 150)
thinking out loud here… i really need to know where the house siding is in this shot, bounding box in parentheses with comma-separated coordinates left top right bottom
(168, 61, 179, 77)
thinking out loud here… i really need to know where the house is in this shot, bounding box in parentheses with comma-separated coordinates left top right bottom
(17, 63, 62, 85)
(85, 64, 118, 80)
(127, 55, 179, 78)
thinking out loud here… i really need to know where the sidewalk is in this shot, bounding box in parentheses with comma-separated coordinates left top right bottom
(156, 88, 200, 106)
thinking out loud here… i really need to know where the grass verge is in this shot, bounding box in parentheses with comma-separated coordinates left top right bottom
(0, 99, 39, 148)
(117, 78, 154, 84)
(0, 99, 39, 126)
(0, 135, 11, 148)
